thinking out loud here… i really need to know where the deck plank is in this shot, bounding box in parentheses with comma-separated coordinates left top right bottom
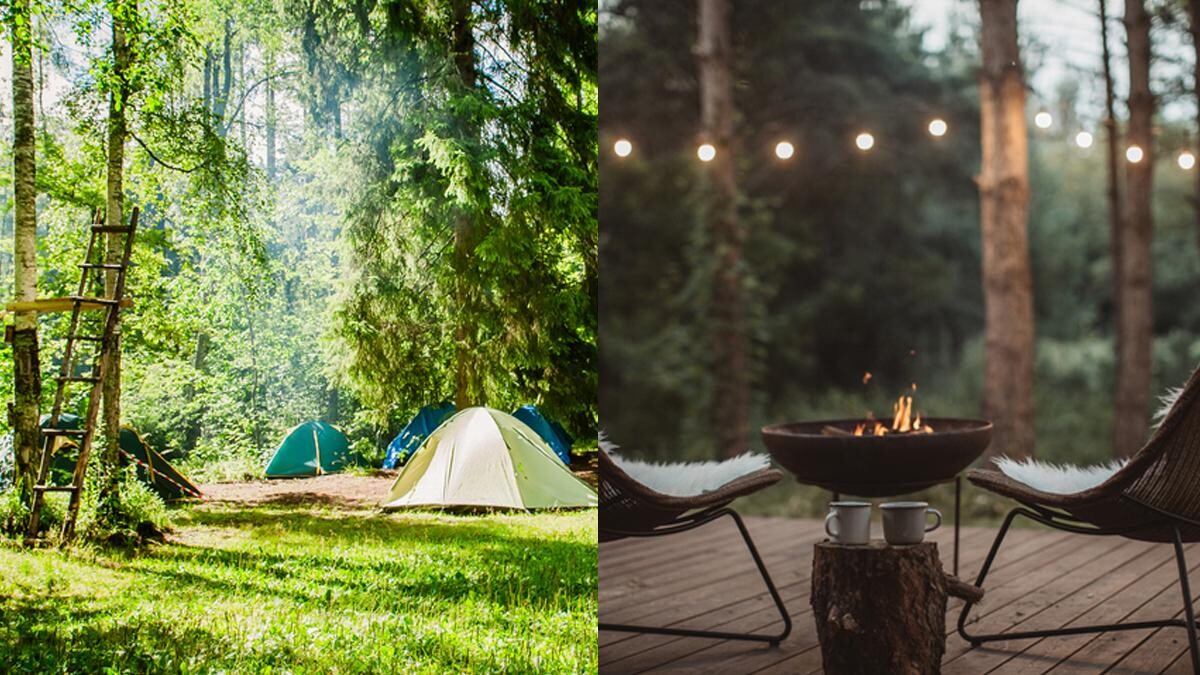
(601, 516, 1200, 674)
(983, 544, 1200, 674)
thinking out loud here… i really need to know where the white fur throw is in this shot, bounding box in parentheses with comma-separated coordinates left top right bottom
(1154, 386, 1185, 429)
(600, 437, 771, 497)
(994, 456, 1127, 495)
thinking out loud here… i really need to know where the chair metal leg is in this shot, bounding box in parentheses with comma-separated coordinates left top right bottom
(1171, 524, 1200, 674)
(600, 509, 792, 645)
(958, 507, 1200, 655)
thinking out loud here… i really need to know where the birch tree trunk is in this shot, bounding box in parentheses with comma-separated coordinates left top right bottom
(10, 0, 41, 504)
(697, 0, 748, 458)
(978, 0, 1036, 459)
(266, 54, 277, 179)
(99, 0, 134, 517)
(1114, 0, 1154, 457)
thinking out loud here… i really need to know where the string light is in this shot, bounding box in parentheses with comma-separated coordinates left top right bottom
(697, 143, 716, 162)
(613, 139, 632, 157)
(1034, 111, 1053, 129)
(855, 132, 875, 151)
(1180, 151, 1196, 170)
(1126, 145, 1144, 163)
(927, 119, 948, 137)
(775, 141, 795, 160)
(1075, 131, 1093, 149)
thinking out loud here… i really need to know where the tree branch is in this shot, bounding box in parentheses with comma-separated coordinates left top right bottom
(130, 131, 211, 173)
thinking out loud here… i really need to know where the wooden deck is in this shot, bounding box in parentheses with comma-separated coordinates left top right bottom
(600, 516, 1200, 674)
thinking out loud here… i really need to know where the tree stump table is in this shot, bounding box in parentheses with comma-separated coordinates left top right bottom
(811, 541, 964, 674)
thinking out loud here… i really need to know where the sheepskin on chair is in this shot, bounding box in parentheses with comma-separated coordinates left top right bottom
(601, 438, 771, 498)
(994, 456, 1127, 495)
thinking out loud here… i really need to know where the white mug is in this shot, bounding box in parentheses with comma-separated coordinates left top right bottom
(881, 501, 942, 545)
(825, 501, 871, 545)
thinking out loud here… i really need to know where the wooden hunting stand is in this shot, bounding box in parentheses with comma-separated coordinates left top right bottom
(20, 208, 137, 544)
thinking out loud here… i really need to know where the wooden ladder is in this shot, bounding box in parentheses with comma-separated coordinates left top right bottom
(25, 207, 138, 543)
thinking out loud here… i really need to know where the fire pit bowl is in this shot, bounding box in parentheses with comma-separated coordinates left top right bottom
(760, 418, 992, 497)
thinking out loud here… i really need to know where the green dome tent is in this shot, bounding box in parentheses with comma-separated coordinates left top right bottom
(381, 407, 597, 510)
(265, 421, 355, 478)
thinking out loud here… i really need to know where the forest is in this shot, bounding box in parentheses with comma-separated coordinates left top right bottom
(0, 0, 599, 671)
(599, 0, 1200, 485)
(0, 0, 596, 496)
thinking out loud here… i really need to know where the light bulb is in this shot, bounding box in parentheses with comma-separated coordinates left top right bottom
(928, 119, 948, 137)
(697, 144, 716, 162)
(1035, 111, 1053, 129)
(855, 132, 875, 151)
(1075, 131, 1093, 149)
(775, 141, 795, 160)
(613, 139, 632, 157)
(1180, 152, 1196, 170)
(1126, 145, 1144, 163)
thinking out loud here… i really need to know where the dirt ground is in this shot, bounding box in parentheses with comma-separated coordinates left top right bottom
(197, 472, 398, 509)
(196, 455, 598, 510)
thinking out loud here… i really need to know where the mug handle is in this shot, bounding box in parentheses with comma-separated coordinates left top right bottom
(925, 508, 943, 533)
(825, 512, 840, 539)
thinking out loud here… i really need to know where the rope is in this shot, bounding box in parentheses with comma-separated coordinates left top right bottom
(118, 446, 203, 499)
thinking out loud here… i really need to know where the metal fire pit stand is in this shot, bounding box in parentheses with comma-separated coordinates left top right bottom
(831, 475, 963, 575)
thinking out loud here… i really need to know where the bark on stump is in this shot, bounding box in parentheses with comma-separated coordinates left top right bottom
(811, 541, 946, 674)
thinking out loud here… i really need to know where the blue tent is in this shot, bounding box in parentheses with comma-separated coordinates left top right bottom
(383, 403, 456, 469)
(512, 404, 572, 464)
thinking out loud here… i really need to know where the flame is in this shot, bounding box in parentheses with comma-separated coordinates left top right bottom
(855, 389, 934, 435)
(863, 372, 873, 385)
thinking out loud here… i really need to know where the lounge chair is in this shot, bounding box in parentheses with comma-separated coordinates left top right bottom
(598, 448, 792, 644)
(959, 367, 1200, 672)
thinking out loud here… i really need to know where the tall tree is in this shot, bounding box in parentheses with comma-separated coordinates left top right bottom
(9, 0, 41, 505)
(1114, 0, 1155, 456)
(1187, 0, 1200, 254)
(450, 0, 482, 409)
(696, 0, 747, 457)
(98, 0, 137, 518)
(329, 1, 598, 433)
(978, 0, 1035, 458)
(1100, 0, 1125, 386)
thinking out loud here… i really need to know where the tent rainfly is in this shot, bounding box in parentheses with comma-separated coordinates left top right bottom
(381, 407, 597, 510)
(383, 402, 456, 469)
(511, 404, 573, 464)
(265, 421, 355, 478)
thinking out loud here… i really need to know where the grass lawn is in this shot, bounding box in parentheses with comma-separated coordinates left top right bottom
(0, 498, 597, 673)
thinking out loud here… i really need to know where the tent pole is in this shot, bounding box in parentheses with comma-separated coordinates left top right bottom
(313, 426, 322, 476)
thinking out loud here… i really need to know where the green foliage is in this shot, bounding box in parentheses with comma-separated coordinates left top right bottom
(75, 467, 173, 544)
(0, 502, 597, 672)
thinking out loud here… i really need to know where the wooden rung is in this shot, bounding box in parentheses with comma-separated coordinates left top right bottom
(5, 296, 132, 313)
(42, 428, 85, 437)
(80, 263, 124, 270)
(68, 296, 120, 306)
(91, 226, 132, 233)
(72, 336, 104, 342)
(33, 485, 78, 493)
(56, 375, 100, 383)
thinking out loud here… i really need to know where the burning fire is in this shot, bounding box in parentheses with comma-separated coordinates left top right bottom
(851, 378, 934, 436)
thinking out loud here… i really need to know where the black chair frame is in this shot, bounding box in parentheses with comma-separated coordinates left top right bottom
(957, 504, 1200, 673)
(600, 506, 792, 645)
